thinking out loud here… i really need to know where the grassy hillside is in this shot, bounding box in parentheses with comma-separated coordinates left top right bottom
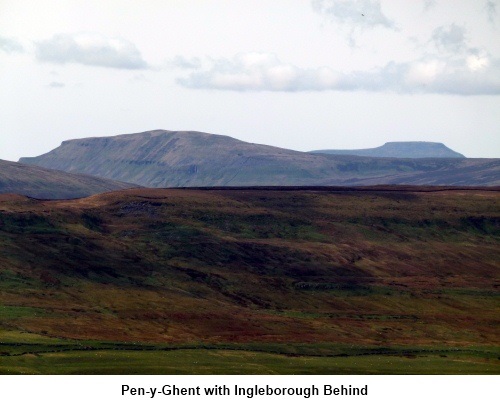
(19, 130, 500, 186)
(0, 159, 136, 199)
(0, 187, 498, 374)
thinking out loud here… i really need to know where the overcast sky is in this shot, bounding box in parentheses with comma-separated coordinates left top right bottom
(1, 0, 499, 160)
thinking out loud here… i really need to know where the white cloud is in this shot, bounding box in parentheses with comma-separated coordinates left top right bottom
(466, 49, 490, 71)
(0, 35, 24, 53)
(405, 60, 446, 86)
(177, 52, 500, 95)
(312, 0, 395, 29)
(177, 52, 338, 91)
(35, 33, 148, 69)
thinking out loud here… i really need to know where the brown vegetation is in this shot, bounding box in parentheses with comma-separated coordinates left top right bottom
(0, 186, 498, 349)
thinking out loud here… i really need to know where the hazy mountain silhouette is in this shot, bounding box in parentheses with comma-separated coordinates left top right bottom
(310, 141, 465, 158)
(19, 130, 499, 187)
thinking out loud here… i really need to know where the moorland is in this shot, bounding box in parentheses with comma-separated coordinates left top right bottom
(0, 186, 498, 374)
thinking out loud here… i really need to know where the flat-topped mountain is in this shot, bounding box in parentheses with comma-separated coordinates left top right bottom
(311, 141, 465, 158)
(0, 159, 135, 199)
(19, 130, 499, 187)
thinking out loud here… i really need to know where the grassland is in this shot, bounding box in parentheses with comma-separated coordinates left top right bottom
(0, 187, 499, 374)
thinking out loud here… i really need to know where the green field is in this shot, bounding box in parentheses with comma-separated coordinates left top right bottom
(1, 331, 498, 375)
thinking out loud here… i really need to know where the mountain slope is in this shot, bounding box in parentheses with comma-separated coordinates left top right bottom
(19, 130, 499, 186)
(0, 159, 136, 199)
(311, 141, 465, 158)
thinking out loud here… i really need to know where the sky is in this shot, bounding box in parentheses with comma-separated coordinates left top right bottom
(1, 0, 499, 160)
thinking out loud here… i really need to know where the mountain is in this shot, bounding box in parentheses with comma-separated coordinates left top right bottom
(0, 159, 136, 199)
(310, 141, 465, 158)
(19, 130, 499, 187)
(0, 187, 498, 374)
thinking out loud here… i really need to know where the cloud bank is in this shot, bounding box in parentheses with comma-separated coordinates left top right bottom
(177, 51, 500, 95)
(35, 33, 148, 69)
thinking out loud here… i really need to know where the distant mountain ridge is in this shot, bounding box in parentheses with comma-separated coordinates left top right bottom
(310, 142, 465, 158)
(0, 159, 135, 199)
(19, 130, 500, 187)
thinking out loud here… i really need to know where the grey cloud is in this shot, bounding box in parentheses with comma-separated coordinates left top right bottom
(48, 81, 65, 88)
(312, 0, 395, 29)
(423, 0, 437, 11)
(432, 24, 467, 53)
(35, 33, 148, 69)
(177, 52, 500, 95)
(486, 1, 497, 22)
(169, 55, 202, 69)
(0, 36, 24, 53)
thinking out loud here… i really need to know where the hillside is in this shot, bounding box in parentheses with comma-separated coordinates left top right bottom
(311, 141, 465, 158)
(0, 186, 499, 374)
(0, 159, 136, 199)
(19, 130, 499, 187)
